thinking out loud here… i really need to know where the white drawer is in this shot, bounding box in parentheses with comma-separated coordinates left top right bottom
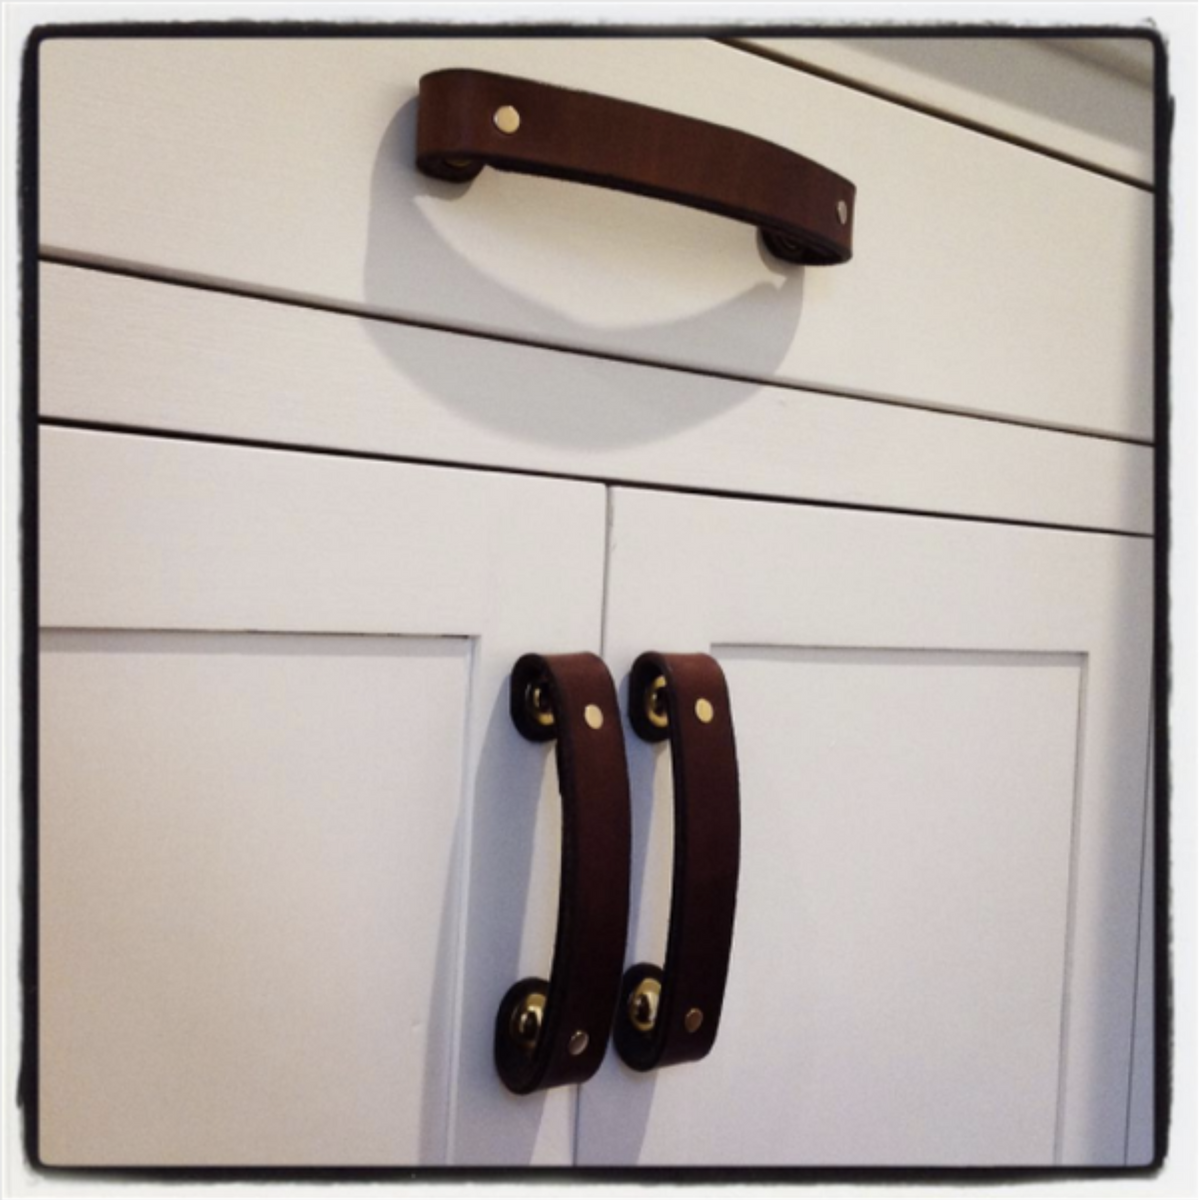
(40, 263, 1152, 535)
(39, 37, 1153, 439)
(734, 36, 1156, 184)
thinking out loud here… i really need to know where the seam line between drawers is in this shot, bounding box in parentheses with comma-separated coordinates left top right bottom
(37, 417, 1153, 542)
(39, 255, 1155, 450)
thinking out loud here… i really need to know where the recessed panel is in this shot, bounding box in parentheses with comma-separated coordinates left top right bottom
(583, 646, 1082, 1166)
(39, 630, 471, 1167)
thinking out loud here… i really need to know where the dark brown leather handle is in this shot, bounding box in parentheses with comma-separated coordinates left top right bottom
(614, 652, 741, 1071)
(416, 69, 856, 266)
(495, 653, 632, 1094)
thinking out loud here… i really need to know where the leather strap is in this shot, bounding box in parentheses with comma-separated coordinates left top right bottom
(417, 69, 856, 266)
(495, 653, 632, 1094)
(615, 652, 741, 1071)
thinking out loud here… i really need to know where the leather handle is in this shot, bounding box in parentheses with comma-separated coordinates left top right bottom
(614, 652, 741, 1071)
(416, 69, 856, 266)
(495, 653, 632, 1094)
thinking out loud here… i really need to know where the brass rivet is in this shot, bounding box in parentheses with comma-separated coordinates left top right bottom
(837, 199, 849, 226)
(628, 977, 662, 1033)
(584, 704, 604, 730)
(510, 992, 546, 1048)
(645, 675, 669, 730)
(695, 698, 714, 724)
(684, 1007, 704, 1034)
(526, 681, 555, 728)
(567, 1030, 589, 1056)
(493, 105, 521, 135)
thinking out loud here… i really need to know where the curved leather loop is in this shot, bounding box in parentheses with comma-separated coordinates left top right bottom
(495, 653, 632, 1094)
(614, 652, 741, 1072)
(416, 69, 856, 266)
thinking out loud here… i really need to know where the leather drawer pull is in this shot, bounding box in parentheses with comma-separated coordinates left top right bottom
(614, 652, 741, 1072)
(416, 69, 856, 266)
(495, 652, 632, 1094)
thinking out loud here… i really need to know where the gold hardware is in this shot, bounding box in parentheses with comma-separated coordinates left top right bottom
(628, 977, 661, 1033)
(695, 698, 714, 724)
(645, 675, 669, 730)
(525, 681, 555, 728)
(510, 991, 546, 1048)
(684, 1007, 704, 1034)
(567, 1030, 590, 1056)
(584, 704, 604, 730)
(444, 158, 473, 170)
(493, 105, 521, 135)
(837, 199, 849, 225)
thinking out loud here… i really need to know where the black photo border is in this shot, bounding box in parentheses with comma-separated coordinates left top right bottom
(16, 14, 1174, 1185)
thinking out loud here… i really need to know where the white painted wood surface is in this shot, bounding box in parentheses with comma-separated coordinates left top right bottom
(40, 264, 1153, 536)
(40, 631, 471, 1166)
(38, 37, 1153, 439)
(38, 427, 608, 1167)
(734, 37, 1155, 185)
(1125, 730, 1155, 1165)
(585, 488, 1153, 1165)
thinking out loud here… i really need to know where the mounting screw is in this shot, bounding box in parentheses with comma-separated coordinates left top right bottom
(628, 977, 662, 1033)
(493, 105, 521, 135)
(510, 992, 546, 1048)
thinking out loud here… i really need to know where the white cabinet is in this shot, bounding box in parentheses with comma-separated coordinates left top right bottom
(31, 32, 1156, 1174)
(37, 428, 1154, 1168)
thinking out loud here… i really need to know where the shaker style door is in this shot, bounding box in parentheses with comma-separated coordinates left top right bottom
(581, 488, 1152, 1167)
(38, 427, 606, 1168)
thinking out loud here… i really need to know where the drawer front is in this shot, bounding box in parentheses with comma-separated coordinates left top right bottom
(39, 36, 1152, 439)
(734, 37, 1156, 185)
(40, 263, 1153, 535)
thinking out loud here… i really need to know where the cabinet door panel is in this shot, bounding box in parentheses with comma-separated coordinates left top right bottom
(38, 428, 607, 1167)
(40, 631, 469, 1166)
(584, 489, 1152, 1166)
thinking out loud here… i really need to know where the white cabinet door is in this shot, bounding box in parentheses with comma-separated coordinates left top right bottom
(582, 489, 1152, 1167)
(38, 427, 607, 1168)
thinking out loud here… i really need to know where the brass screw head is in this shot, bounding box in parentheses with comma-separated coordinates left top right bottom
(584, 704, 604, 730)
(645, 675, 669, 730)
(695, 698, 715, 724)
(628, 977, 662, 1033)
(493, 105, 521, 135)
(567, 1030, 589, 1056)
(837, 199, 849, 225)
(526, 681, 555, 728)
(684, 1007, 704, 1034)
(510, 992, 546, 1048)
